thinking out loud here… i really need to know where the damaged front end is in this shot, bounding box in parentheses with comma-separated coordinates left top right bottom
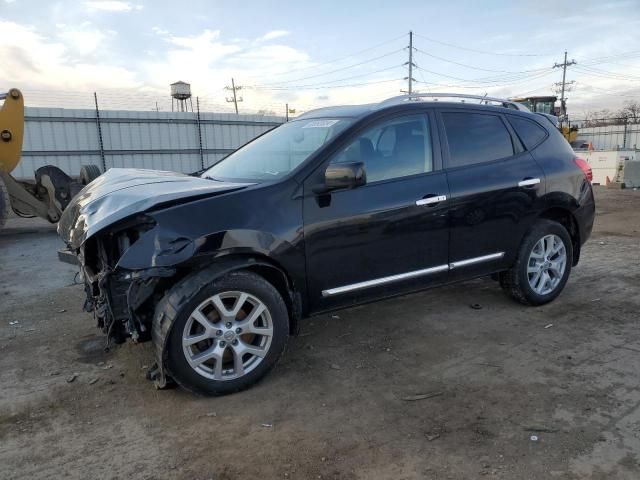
(57, 168, 253, 347)
(69, 215, 175, 345)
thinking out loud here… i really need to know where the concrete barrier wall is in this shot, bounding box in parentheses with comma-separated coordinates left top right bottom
(624, 161, 640, 188)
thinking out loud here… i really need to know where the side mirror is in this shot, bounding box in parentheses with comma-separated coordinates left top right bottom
(321, 162, 366, 193)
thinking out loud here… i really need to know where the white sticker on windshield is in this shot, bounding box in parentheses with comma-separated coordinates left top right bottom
(302, 119, 340, 129)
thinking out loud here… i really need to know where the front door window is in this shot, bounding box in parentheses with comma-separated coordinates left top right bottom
(331, 114, 433, 182)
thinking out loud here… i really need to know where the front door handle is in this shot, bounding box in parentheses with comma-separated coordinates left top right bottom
(518, 178, 541, 187)
(416, 195, 447, 206)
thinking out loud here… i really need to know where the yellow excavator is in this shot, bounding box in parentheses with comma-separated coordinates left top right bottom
(510, 95, 579, 144)
(0, 88, 100, 229)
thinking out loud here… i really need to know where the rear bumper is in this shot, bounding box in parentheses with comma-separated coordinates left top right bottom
(575, 184, 596, 246)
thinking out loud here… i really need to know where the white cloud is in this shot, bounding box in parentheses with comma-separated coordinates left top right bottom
(0, 20, 140, 92)
(151, 26, 169, 35)
(84, 1, 143, 12)
(58, 28, 108, 55)
(258, 30, 290, 42)
(3, 11, 636, 116)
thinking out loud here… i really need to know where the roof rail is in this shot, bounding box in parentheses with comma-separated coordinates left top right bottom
(379, 93, 530, 112)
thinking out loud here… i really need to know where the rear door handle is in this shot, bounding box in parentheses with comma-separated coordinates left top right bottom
(518, 178, 541, 187)
(416, 195, 447, 206)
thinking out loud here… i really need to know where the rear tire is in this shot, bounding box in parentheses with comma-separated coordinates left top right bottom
(79, 164, 101, 186)
(500, 219, 573, 306)
(0, 175, 9, 229)
(159, 270, 289, 396)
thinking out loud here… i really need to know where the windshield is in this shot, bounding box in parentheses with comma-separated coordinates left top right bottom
(202, 118, 352, 181)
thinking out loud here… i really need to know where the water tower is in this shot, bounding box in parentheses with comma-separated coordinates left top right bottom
(170, 81, 193, 112)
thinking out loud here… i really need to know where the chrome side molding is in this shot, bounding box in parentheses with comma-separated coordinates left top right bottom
(449, 252, 505, 269)
(322, 252, 505, 297)
(322, 264, 449, 297)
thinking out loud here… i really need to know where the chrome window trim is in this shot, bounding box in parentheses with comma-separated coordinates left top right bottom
(322, 252, 505, 297)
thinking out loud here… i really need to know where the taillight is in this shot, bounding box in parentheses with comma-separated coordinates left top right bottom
(574, 157, 592, 182)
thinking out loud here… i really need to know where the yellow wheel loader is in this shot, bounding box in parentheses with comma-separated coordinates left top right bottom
(0, 88, 101, 228)
(510, 95, 578, 144)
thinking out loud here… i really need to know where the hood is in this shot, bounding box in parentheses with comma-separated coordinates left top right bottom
(58, 168, 252, 248)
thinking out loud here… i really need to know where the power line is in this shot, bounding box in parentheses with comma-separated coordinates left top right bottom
(577, 50, 640, 65)
(572, 64, 640, 81)
(413, 47, 551, 74)
(250, 64, 404, 90)
(512, 84, 556, 97)
(413, 32, 554, 57)
(417, 66, 552, 89)
(264, 33, 407, 78)
(412, 64, 555, 86)
(253, 48, 404, 86)
(574, 82, 640, 98)
(252, 77, 404, 91)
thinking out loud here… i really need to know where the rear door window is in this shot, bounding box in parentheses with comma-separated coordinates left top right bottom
(507, 116, 548, 150)
(441, 112, 514, 168)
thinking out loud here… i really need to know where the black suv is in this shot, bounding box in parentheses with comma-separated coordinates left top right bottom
(58, 94, 595, 395)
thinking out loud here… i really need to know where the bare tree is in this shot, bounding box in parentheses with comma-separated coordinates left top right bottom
(582, 109, 617, 127)
(620, 101, 640, 124)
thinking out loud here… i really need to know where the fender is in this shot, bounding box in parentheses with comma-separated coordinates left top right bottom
(538, 187, 595, 265)
(117, 226, 306, 326)
(117, 227, 301, 270)
(541, 184, 595, 245)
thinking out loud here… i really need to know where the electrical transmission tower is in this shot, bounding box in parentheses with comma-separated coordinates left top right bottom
(225, 78, 243, 114)
(401, 31, 417, 95)
(553, 51, 576, 123)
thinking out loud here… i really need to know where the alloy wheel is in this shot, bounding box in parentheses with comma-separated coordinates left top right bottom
(527, 234, 567, 295)
(182, 291, 273, 381)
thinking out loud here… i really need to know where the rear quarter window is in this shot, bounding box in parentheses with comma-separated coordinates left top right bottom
(507, 116, 548, 150)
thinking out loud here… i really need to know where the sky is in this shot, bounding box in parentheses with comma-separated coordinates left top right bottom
(1, 0, 639, 117)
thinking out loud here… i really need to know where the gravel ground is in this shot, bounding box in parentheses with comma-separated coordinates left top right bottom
(1, 186, 639, 480)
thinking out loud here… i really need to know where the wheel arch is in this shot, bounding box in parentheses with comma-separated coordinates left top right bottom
(538, 206, 581, 266)
(206, 253, 303, 337)
(170, 253, 302, 336)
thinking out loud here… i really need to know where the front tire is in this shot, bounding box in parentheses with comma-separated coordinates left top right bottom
(160, 270, 289, 395)
(500, 219, 573, 306)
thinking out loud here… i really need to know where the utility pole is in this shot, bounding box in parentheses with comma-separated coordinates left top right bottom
(553, 51, 576, 123)
(224, 78, 243, 114)
(402, 31, 417, 95)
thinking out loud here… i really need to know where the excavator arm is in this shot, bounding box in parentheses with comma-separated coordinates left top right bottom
(0, 88, 24, 175)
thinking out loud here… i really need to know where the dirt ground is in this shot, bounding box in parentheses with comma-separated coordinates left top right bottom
(1, 186, 639, 480)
